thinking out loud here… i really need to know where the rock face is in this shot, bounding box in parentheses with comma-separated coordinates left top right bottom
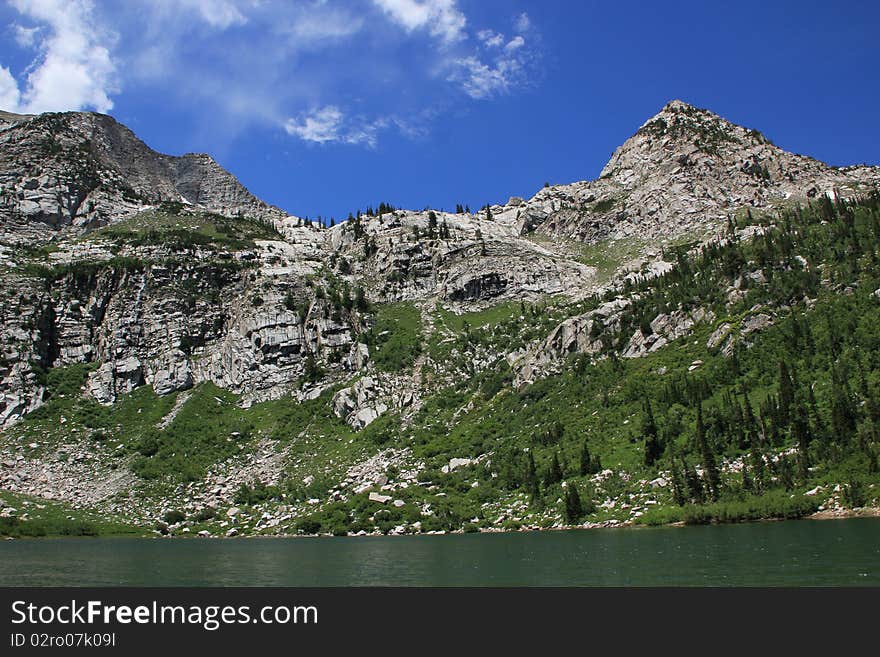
(1, 100, 879, 428)
(485, 100, 880, 245)
(0, 111, 285, 242)
(327, 209, 598, 307)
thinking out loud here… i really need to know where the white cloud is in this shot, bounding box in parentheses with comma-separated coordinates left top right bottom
(150, 0, 251, 29)
(372, 0, 466, 44)
(0, 1, 542, 147)
(285, 106, 345, 143)
(281, 5, 365, 44)
(515, 12, 531, 33)
(0, 66, 22, 111)
(13, 24, 41, 48)
(477, 29, 504, 48)
(451, 56, 520, 100)
(449, 16, 537, 100)
(284, 106, 388, 147)
(3, 0, 118, 114)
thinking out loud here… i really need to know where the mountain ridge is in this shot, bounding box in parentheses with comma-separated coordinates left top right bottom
(0, 101, 878, 538)
(0, 109, 286, 242)
(3, 100, 880, 247)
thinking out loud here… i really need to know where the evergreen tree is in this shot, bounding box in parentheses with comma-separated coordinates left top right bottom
(642, 399, 662, 466)
(778, 360, 794, 427)
(777, 455, 795, 491)
(791, 398, 812, 481)
(670, 457, 687, 506)
(564, 483, 583, 523)
(696, 404, 721, 500)
(830, 364, 857, 443)
(524, 450, 537, 487)
(579, 439, 593, 476)
(683, 460, 705, 504)
(545, 451, 564, 486)
(523, 450, 541, 507)
(740, 463, 753, 494)
(749, 436, 766, 495)
(354, 286, 369, 312)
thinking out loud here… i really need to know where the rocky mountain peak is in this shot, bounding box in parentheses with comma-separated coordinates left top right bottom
(0, 110, 285, 242)
(599, 99, 767, 182)
(499, 100, 880, 245)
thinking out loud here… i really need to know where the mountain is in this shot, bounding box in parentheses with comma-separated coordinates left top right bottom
(0, 110, 284, 242)
(0, 101, 878, 538)
(493, 100, 879, 243)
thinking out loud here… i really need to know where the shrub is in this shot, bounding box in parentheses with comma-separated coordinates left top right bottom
(191, 507, 217, 522)
(163, 510, 186, 525)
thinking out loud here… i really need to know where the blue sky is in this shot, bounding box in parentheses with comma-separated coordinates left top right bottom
(1, 1, 878, 221)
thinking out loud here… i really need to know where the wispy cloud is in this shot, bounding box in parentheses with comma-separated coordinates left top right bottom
(284, 106, 387, 147)
(0, 65, 21, 111)
(448, 13, 538, 100)
(371, 0, 466, 45)
(3, 0, 118, 114)
(0, 1, 543, 146)
(149, 0, 251, 30)
(476, 29, 503, 48)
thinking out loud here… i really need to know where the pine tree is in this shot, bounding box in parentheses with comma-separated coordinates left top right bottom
(696, 404, 721, 501)
(579, 439, 593, 476)
(525, 450, 541, 508)
(830, 364, 857, 443)
(354, 286, 369, 312)
(749, 436, 766, 495)
(791, 399, 812, 481)
(524, 450, 537, 487)
(642, 399, 662, 467)
(545, 451, 564, 486)
(683, 459, 705, 504)
(670, 457, 687, 506)
(564, 484, 583, 523)
(778, 360, 794, 427)
(777, 455, 795, 491)
(740, 463, 753, 494)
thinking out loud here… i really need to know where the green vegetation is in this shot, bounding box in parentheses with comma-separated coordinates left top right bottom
(576, 237, 646, 283)
(131, 384, 253, 481)
(90, 204, 282, 251)
(3, 192, 880, 536)
(637, 490, 819, 526)
(6, 364, 176, 455)
(591, 198, 616, 214)
(361, 302, 423, 372)
(0, 490, 144, 538)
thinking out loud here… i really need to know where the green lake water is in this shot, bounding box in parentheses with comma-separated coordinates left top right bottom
(1, 518, 878, 586)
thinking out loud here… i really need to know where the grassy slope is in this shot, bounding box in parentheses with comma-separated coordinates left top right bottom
(0, 490, 145, 538)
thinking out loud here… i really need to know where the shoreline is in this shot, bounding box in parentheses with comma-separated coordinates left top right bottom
(3, 506, 879, 541)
